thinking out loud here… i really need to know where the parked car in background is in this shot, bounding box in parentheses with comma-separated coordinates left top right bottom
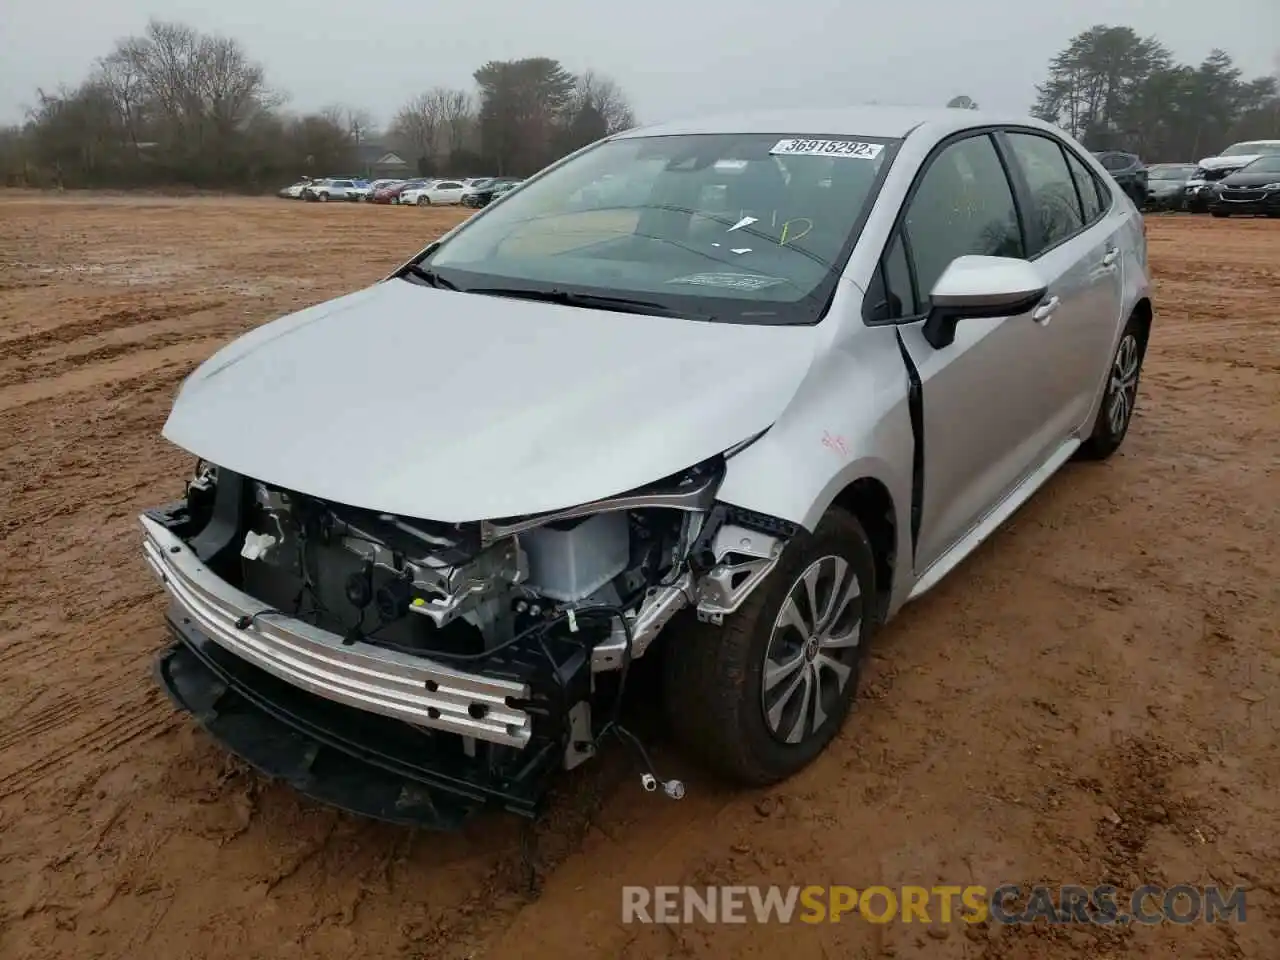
(370, 180, 410, 204)
(348, 179, 391, 201)
(401, 179, 468, 206)
(459, 178, 497, 205)
(462, 178, 522, 208)
(1093, 151, 1147, 207)
(143, 105, 1152, 827)
(1143, 163, 1197, 211)
(303, 178, 362, 202)
(278, 179, 313, 199)
(391, 180, 432, 204)
(1207, 154, 1280, 218)
(1186, 140, 1280, 212)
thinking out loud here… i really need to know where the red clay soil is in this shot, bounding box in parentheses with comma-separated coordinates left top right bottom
(0, 194, 1276, 959)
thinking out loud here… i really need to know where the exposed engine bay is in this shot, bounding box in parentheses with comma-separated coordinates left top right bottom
(144, 455, 795, 823)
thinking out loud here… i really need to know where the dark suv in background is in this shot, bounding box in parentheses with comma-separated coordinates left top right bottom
(1092, 151, 1148, 207)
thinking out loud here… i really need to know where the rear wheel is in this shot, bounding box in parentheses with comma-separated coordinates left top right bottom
(1077, 312, 1146, 461)
(664, 509, 875, 786)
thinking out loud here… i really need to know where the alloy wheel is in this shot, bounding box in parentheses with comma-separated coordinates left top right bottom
(760, 555, 862, 745)
(1107, 333, 1140, 436)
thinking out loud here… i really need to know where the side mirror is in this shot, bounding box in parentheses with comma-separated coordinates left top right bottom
(922, 255, 1048, 349)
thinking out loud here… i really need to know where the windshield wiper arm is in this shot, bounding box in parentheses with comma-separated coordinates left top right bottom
(399, 262, 459, 290)
(464, 287, 707, 319)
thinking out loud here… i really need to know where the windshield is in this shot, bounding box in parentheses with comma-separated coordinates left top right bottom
(419, 132, 896, 325)
(1221, 141, 1280, 157)
(1149, 164, 1196, 180)
(1241, 155, 1280, 173)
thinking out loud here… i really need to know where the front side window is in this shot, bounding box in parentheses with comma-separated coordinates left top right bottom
(1004, 132, 1086, 253)
(901, 134, 1023, 310)
(419, 132, 898, 325)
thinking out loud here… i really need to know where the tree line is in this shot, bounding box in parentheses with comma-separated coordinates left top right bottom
(2, 20, 1276, 190)
(1028, 26, 1279, 160)
(0, 20, 636, 190)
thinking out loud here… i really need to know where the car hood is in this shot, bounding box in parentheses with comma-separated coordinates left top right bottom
(1198, 155, 1265, 171)
(1222, 171, 1280, 187)
(163, 280, 821, 522)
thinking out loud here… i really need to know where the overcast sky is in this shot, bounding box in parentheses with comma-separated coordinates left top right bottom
(2, 1, 1277, 129)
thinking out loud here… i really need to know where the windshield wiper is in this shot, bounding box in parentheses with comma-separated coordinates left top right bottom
(399, 262, 459, 290)
(463, 287, 708, 319)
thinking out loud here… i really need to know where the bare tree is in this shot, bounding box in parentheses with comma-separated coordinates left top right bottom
(95, 47, 147, 152)
(320, 103, 376, 143)
(389, 90, 445, 162)
(440, 89, 473, 156)
(572, 70, 637, 133)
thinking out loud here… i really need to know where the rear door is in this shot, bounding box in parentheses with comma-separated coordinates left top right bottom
(433, 181, 465, 204)
(880, 132, 1066, 572)
(999, 130, 1125, 436)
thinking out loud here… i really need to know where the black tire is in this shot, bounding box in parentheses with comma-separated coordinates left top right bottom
(1076, 312, 1146, 461)
(1211, 211, 1228, 218)
(663, 508, 876, 786)
(317, 192, 329, 203)
(417, 195, 431, 206)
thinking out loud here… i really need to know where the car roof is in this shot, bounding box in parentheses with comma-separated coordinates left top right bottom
(611, 105, 1064, 143)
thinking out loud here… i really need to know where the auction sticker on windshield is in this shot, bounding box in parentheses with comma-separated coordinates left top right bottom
(770, 139, 884, 160)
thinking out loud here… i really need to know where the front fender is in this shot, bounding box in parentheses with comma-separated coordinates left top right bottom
(715, 322, 914, 561)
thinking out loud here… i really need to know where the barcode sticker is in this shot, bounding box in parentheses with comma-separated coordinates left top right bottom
(769, 139, 884, 160)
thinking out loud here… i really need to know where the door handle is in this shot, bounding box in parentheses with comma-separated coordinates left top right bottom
(1101, 247, 1120, 267)
(1032, 296, 1060, 324)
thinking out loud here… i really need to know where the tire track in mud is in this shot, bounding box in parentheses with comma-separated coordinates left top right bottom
(0, 300, 227, 358)
(0, 336, 227, 413)
(0, 681, 177, 801)
(0, 321, 245, 390)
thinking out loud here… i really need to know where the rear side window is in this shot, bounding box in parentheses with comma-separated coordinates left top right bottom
(1003, 132, 1086, 253)
(1063, 150, 1104, 224)
(901, 134, 1023, 309)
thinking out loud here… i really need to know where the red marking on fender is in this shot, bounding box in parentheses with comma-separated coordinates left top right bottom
(822, 431, 849, 457)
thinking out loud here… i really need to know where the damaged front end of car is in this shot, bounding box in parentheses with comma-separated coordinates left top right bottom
(142, 450, 795, 828)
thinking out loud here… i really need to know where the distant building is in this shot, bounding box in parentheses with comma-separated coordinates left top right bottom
(357, 144, 410, 179)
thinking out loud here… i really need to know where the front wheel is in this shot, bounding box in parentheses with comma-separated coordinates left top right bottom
(317, 192, 329, 203)
(416, 195, 431, 206)
(1076, 313, 1146, 461)
(664, 509, 876, 786)
(1211, 210, 1228, 218)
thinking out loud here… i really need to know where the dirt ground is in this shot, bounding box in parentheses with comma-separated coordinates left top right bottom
(0, 194, 1276, 960)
